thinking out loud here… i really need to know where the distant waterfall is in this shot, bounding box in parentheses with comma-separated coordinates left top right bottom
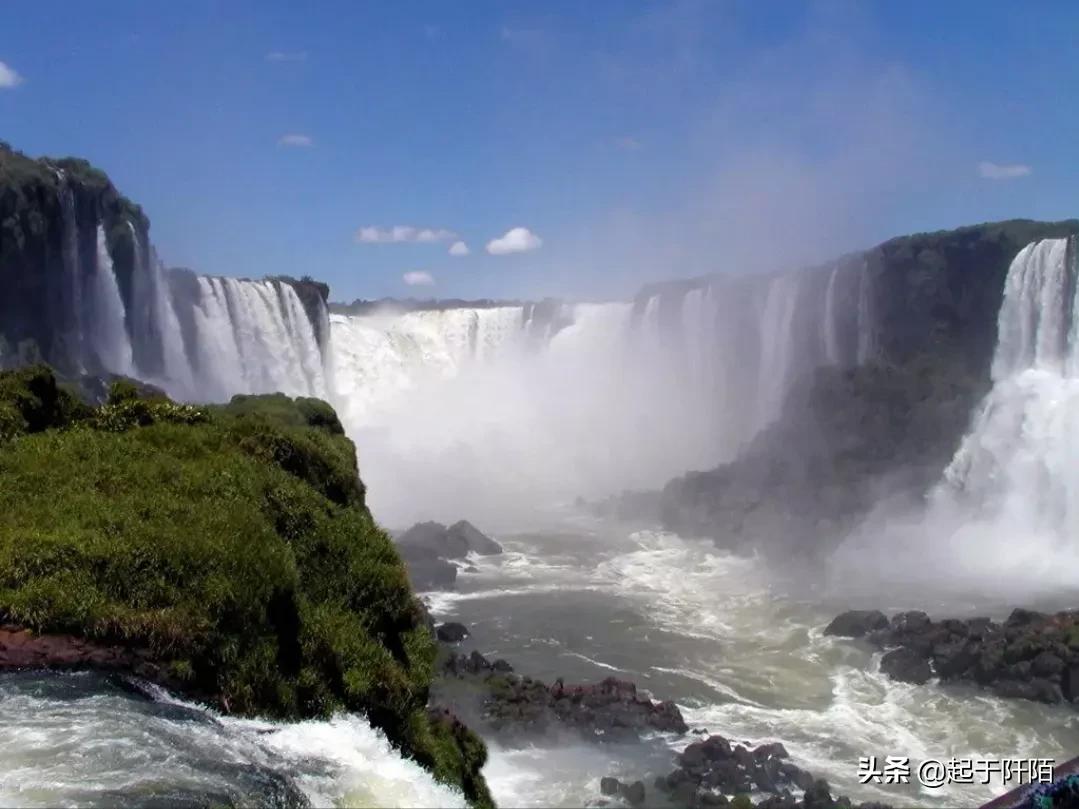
(175, 277, 329, 401)
(327, 265, 877, 525)
(24, 185, 332, 403)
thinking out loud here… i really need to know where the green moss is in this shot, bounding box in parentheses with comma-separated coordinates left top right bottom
(0, 366, 490, 805)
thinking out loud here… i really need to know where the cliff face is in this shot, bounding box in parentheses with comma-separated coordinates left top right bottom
(660, 219, 1079, 556)
(0, 144, 148, 374)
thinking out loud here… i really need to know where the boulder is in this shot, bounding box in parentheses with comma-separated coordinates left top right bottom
(600, 777, 620, 796)
(396, 520, 502, 560)
(436, 622, 470, 643)
(447, 520, 503, 555)
(824, 610, 889, 638)
(879, 647, 932, 685)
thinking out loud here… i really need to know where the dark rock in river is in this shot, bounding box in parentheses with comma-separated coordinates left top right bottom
(433, 649, 686, 743)
(879, 647, 932, 685)
(829, 607, 1079, 707)
(436, 622, 470, 643)
(397, 520, 502, 559)
(823, 610, 889, 638)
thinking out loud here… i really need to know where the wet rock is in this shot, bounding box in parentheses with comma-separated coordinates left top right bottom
(397, 520, 502, 560)
(1032, 651, 1065, 678)
(824, 610, 888, 638)
(395, 543, 457, 590)
(1063, 666, 1079, 702)
(435, 622, 470, 643)
(828, 606, 1079, 708)
(620, 780, 646, 806)
(879, 647, 932, 685)
(600, 777, 620, 796)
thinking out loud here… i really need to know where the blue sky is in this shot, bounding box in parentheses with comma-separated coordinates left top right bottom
(2, 1, 1077, 302)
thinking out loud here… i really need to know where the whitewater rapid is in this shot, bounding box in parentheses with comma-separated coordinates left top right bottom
(425, 520, 1079, 809)
(0, 672, 465, 809)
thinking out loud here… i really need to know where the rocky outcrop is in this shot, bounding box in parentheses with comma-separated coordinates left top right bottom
(434, 648, 687, 743)
(394, 520, 502, 590)
(827, 608, 1079, 704)
(600, 734, 892, 809)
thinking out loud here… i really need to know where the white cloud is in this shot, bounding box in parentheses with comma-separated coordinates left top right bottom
(486, 227, 543, 255)
(355, 226, 456, 244)
(266, 51, 308, 62)
(448, 240, 470, 256)
(278, 133, 313, 147)
(614, 136, 643, 151)
(978, 161, 1031, 180)
(402, 271, 435, 286)
(0, 61, 23, 89)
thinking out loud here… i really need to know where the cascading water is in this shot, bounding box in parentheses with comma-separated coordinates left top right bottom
(180, 277, 329, 401)
(936, 238, 1079, 551)
(19, 187, 332, 403)
(328, 263, 875, 527)
(832, 238, 1079, 601)
(86, 225, 135, 377)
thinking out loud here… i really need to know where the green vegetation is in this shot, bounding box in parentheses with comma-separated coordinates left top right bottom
(0, 365, 492, 807)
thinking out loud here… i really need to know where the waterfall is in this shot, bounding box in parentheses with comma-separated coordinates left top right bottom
(15, 192, 331, 403)
(327, 271, 878, 525)
(756, 271, 805, 425)
(172, 276, 329, 401)
(939, 238, 1079, 532)
(822, 264, 842, 365)
(852, 236, 1079, 596)
(86, 225, 134, 376)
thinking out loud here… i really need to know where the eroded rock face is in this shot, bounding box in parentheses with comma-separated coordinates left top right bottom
(827, 607, 1079, 706)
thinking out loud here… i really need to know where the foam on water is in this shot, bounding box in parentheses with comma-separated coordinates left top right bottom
(0, 671, 464, 809)
(428, 524, 1079, 809)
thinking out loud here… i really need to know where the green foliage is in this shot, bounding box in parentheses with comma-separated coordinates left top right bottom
(0, 365, 489, 804)
(0, 363, 91, 441)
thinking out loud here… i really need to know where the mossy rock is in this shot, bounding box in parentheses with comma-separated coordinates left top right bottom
(0, 366, 491, 806)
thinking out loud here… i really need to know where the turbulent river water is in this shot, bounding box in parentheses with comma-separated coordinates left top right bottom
(7, 513, 1078, 808)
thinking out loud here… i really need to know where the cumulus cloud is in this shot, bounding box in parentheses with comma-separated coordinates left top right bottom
(486, 227, 543, 255)
(978, 161, 1031, 180)
(355, 226, 456, 244)
(266, 50, 308, 62)
(278, 133, 313, 147)
(0, 61, 23, 89)
(448, 240, 470, 256)
(402, 271, 435, 286)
